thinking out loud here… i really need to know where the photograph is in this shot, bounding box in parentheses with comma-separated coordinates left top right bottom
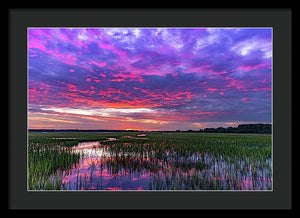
(27, 27, 273, 191)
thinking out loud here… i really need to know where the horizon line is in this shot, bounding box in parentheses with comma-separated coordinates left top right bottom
(28, 123, 272, 132)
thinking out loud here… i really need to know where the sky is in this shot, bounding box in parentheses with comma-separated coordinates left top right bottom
(28, 28, 272, 131)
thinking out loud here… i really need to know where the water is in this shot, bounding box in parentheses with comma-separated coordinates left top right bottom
(52, 141, 272, 191)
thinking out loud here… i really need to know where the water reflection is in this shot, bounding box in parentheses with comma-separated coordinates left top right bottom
(52, 141, 272, 191)
(74, 141, 102, 150)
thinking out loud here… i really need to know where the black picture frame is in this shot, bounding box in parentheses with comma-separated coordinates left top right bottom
(8, 8, 292, 211)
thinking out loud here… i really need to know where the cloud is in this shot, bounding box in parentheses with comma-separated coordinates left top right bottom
(28, 28, 272, 130)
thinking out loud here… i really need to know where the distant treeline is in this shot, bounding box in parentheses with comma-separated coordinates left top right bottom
(178, 124, 272, 134)
(28, 123, 271, 134)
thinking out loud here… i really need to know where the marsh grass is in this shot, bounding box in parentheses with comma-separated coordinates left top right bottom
(28, 132, 272, 190)
(28, 145, 80, 190)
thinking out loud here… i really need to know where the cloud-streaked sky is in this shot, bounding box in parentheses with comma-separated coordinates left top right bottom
(28, 28, 272, 130)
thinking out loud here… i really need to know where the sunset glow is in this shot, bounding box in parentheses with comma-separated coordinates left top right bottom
(28, 28, 272, 130)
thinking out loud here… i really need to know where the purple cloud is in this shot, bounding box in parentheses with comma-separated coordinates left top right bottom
(28, 28, 272, 130)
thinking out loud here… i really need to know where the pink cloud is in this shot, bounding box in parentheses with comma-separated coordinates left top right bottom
(237, 62, 270, 72)
(90, 60, 107, 68)
(207, 88, 218, 92)
(241, 97, 252, 102)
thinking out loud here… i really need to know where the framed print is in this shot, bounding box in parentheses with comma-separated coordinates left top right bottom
(8, 8, 292, 211)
